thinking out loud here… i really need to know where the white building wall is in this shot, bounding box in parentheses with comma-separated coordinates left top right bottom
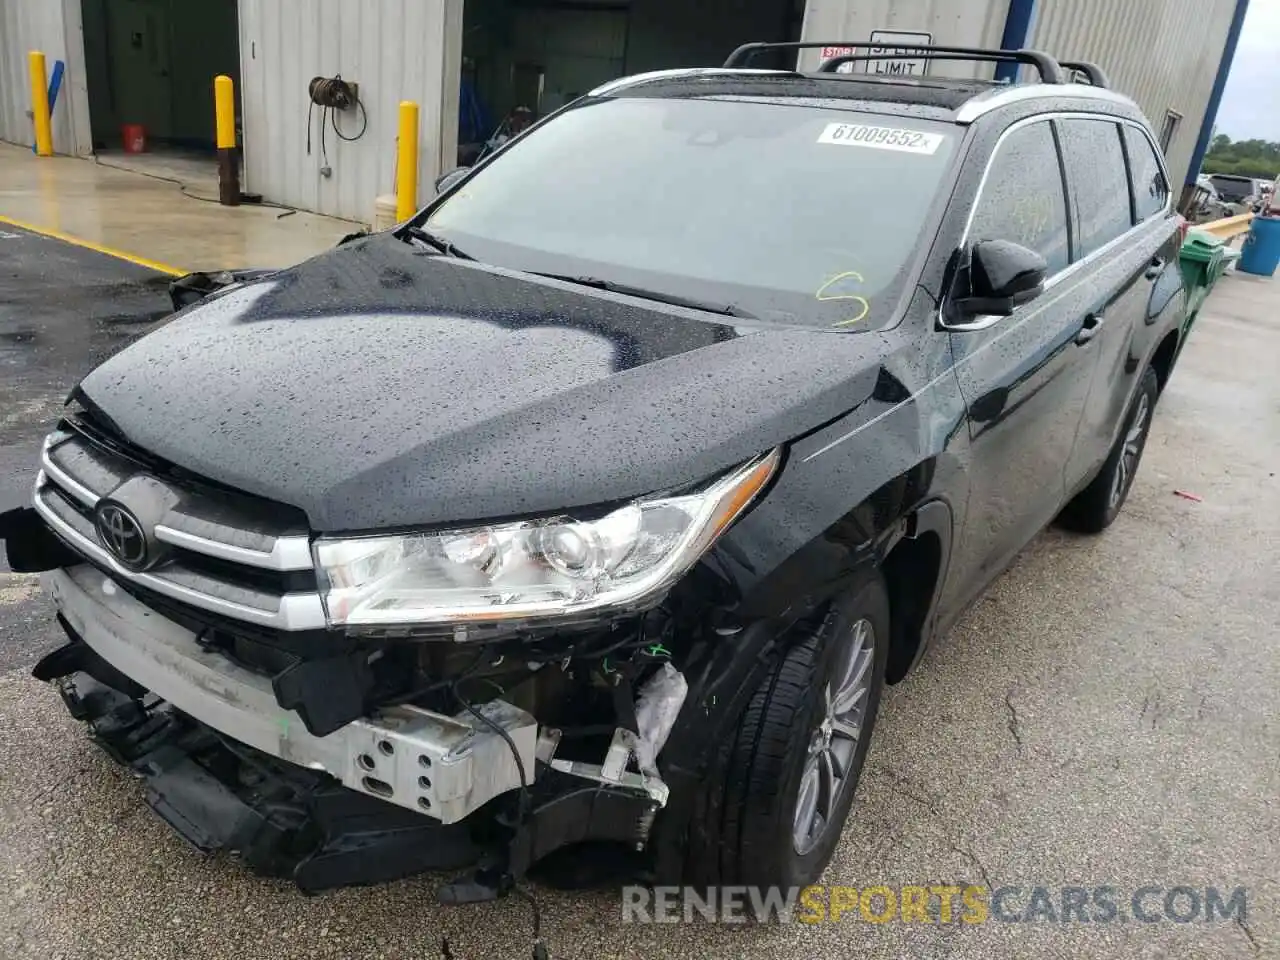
(798, 0, 1012, 76)
(237, 0, 462, 223)
(1029, 0, 1238, 188)
(0, 0, 93, 157)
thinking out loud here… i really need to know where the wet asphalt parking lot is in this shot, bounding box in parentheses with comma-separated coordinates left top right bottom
(1, 227, 1277, 959)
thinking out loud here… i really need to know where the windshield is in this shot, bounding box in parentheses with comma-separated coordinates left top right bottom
(425, 97, 960, 329)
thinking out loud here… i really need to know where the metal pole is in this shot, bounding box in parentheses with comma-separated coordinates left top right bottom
(995, 0, 1037, 83)
(214, 75, 240, 206)
(396, 101, 420, 222)
(29, 51, 53, 156)
(1180, 0, 1251, 210)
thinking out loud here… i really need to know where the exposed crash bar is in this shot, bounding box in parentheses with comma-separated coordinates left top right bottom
(46, 565, 537, 824)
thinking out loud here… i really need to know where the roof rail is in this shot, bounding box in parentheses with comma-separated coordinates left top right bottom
(723, 41, 1066, 84)
(1059, 60, 1110, 88)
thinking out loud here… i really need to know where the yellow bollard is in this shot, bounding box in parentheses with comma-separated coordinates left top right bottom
(213, 75, 240, 205)
(214, 75, 236, 149)
(396, 101, 420, 222)
(29, 51, 53, 157)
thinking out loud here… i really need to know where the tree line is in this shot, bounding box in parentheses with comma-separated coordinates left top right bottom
(1202, 134, 1280, 179)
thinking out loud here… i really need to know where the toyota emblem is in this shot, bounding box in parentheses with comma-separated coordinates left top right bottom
(94, 503, 148, 568)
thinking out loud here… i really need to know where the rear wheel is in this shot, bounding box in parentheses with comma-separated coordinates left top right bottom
(686, 570, 888, 887)
(1059, 365, 1159, 533)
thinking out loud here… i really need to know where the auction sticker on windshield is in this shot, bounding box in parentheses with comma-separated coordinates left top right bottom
(817, 122, 945, 155)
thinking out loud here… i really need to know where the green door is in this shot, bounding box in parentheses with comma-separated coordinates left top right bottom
(107, 0, 173, 141)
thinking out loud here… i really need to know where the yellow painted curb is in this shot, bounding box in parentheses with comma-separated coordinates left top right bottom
(0, 213, 186, 276)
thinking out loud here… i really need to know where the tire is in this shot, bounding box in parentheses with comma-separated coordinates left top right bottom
(686, 569, 889, 888)
(1058, 365, 1160, 534)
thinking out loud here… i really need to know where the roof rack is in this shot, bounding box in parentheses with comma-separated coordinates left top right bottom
(1059, 60, 1111, 88)
(723, 41, 1066, 85)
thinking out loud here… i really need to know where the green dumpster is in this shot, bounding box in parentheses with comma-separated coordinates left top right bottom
(1178, 229, 1237, 340)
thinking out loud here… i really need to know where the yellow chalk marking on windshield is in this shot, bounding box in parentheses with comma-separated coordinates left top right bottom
(817, 271, 870, 327)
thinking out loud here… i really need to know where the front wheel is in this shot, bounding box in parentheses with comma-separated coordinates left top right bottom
(1059, 365, 1160, 533)
(686, 570, 889, 887)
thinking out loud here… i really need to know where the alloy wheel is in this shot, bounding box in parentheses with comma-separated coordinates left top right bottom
(1109, 391, 1151, 509)
(792, 617, 875, 855)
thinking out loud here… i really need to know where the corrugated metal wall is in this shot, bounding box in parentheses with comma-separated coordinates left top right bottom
(1030, 0, 1237, 187)
(237, 0, 462, 223)
(0, 0, 92, 156)
(796, 0, 1235, 186)
(799, 0, 1012, 76)
(0, 0, 1239, 219)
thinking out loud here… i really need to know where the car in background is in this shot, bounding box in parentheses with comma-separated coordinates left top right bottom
(1192, 176, 1230, 222)
(1208, 173, 1262, 208)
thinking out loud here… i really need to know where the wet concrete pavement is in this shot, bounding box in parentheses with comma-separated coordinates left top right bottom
(0, 233, 1277, 959)
(0, 143, 353, 272)
(0, 221, 173, 514)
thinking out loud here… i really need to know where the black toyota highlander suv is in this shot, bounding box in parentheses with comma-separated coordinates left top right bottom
(2, 43, 1188, 897)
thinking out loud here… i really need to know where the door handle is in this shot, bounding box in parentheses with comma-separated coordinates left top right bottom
(1075, 312, 1104, 345)
(1144, 256, 1166, 280)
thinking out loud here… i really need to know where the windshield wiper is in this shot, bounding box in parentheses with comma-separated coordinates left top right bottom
(400, 225, 473, 260)
(527, 272, 755, 320)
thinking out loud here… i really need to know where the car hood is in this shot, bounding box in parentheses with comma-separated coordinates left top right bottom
(77, 235, 881, 531)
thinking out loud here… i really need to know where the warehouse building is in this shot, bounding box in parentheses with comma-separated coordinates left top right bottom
(0, 0, 1246, 223)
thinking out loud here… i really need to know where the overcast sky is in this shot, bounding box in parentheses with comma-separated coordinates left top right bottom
(1214, 1, 1280, 141)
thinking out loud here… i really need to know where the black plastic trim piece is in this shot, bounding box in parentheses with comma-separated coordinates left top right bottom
(507, 773, 657, 877)
(1059, 60, 1111, 88)
(0, 506, 81, 572)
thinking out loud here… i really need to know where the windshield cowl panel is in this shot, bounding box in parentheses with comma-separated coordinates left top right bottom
(425, 96, 960, 331)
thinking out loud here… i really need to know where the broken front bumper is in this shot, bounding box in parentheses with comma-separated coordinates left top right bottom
(36, 563, 669, 891)
(47, 564, 538, 825)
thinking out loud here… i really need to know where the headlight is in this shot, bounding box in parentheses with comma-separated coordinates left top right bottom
(314, 450, 780, 630)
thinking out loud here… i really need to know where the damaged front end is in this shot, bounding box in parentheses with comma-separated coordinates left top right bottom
(167, 268, 279, 312)
(2, 410, 778, 895)
(29, 559, 685, 894)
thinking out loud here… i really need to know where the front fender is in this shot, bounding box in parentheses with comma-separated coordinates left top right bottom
(649, 336, 970, 879)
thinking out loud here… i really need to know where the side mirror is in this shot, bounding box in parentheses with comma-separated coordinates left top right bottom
(435, 167, 470, 195)
(956, 239, 1048, 317)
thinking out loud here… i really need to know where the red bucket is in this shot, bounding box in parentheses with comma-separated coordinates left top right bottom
(121, 124, 147, 154)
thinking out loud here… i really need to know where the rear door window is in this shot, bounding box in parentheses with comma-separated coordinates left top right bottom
(1122, 125, 1170, 221)
(1058, 119, 1133, 257)
(968, 120, 1070, 274)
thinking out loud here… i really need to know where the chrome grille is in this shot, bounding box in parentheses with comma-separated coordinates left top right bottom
(34, 426, 325, 631)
